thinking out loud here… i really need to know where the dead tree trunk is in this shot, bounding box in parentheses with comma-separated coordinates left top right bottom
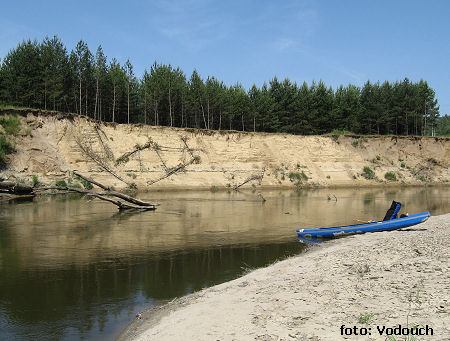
(73, 172, 156, 208)
(0, 182, 34, 195)
(79, 76, 82, 115)
(112, 84, 116, 123)
(201, 102, 207, 129)
(85, 85, 88, 116)
(127, 81, 130, 124)
(168, 87, 173, 127)
(94, 77, 99, 120)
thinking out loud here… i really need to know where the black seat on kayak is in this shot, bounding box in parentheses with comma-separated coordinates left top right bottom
(383, 201, 402, 221)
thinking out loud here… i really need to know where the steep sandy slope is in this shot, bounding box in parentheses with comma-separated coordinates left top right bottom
(3, 112, 450, 189)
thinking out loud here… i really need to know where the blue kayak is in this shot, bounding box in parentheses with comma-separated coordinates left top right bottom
(297, 211, 431, 238)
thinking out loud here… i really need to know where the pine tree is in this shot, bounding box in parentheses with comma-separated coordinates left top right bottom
(0, 36, 443, 136)
(108, 58, 126, 123)
(124, 59, 135, 124)
(72, 40, 93, 115)
(188, 70, 207, 129)
(41, 36, 68, 111)
(94, 46, 107, 120)
(0, 40, 42, 107)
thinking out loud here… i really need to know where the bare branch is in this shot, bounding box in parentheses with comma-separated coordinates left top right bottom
(73, 171, 157, 208)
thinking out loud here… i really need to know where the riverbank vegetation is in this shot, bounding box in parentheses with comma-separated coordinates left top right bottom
(0, 37, 444, 136)
(0, 115, 20, 166)
(436, 114, 450, 136)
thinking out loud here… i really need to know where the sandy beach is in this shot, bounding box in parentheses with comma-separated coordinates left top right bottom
(119, 213, 450, 341)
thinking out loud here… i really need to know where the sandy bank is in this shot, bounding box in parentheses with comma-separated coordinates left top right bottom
(2, 112, 449, 190)
(120, 213, 450, 341)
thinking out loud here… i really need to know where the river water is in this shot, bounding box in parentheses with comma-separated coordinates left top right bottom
(0, 187, 449, 340)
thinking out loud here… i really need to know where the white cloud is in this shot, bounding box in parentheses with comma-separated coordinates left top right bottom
(149, 0, 235, 51)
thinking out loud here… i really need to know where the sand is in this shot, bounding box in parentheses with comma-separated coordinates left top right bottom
(119, 214, 450, 341)
(2, 113, 449, 190)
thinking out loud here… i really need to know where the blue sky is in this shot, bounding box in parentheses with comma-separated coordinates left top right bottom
(1, 0, 449, 113)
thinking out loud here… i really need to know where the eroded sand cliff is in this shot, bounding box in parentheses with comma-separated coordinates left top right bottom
(3, 112, 450, 189)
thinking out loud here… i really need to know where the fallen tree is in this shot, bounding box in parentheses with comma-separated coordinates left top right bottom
(39, 186, 157, 210)
(73, 171, 157, 209)
(0, 181, 34, 195)
(0, 173, 158, 211)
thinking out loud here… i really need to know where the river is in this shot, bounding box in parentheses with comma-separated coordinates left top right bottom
(0, 187, 449, 340)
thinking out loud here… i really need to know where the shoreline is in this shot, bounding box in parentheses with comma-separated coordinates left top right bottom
(119, 213, 450, 341)
(134, 182, 450, 192)
(1, 182, 449, 197)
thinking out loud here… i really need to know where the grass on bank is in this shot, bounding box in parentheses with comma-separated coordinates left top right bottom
(0, 115, 21, 135)
(362, 166, 376, 180)
(0, 135, 14, 166)
(0, 115, 21, 166)
(288, 171, 309, 187)
(384, 171, 397, 181)
(357, 312, 375, 325)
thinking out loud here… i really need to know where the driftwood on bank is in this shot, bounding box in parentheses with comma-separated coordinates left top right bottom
(0, 181, 35, 195)
(233, 167, 266, 190)
(40, 186, 156, 210)
(73, 171, 156, 209)
(233, 174, 264, 190)
(0, 173, 157, 211)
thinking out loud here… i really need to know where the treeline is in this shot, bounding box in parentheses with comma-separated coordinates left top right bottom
(0, 36, 441, 135)
(436, 115, 450, 136)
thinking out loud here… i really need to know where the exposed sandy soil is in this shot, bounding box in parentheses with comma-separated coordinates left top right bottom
(2, 112, 449, 190)
(119, 213, 450, 341)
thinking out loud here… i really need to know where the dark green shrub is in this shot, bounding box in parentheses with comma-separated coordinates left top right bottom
(32, 175, 40, 187)
(55, 180, 67, 188)
(80, 178, 93, 190)
(384, 171, 397, 181)
(288, 171, 309, 187)
(330, 129, 353, 137)
(0, 115, 21, 135)
(362, 166, 375, 180)
(0, 135, 14, 166)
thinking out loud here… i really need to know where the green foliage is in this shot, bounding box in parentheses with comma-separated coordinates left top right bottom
(55, 179, 67, 188)
(288, 171, 308, 186)
(126, 172, 137, 179)
(416, 174, 427, 182)
(0, 134, 14, 165)
(0, 36, 441, 135)
(400, 161, 406, 168)
(80, 178, 93, 190)
(68, 181, 82, 189)
(32, 175, 40, 187)
(436, 115, 450, 136)
(329, 128, 349, 142)
(0, 115, 21, 135)
(362, 166, 375, 180)
(330, 129, 353, 137)
(384, 171, 397, 181)
(357, 312, 375, 325)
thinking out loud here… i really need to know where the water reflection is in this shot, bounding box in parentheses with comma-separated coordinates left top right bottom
(0, 187, 449, 340)
(0, 241, 303, 340)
